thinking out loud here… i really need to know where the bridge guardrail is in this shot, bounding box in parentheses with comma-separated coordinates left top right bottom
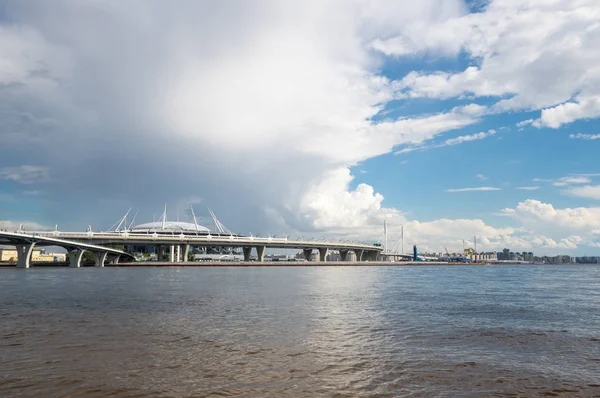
(33, 232, 380, 250)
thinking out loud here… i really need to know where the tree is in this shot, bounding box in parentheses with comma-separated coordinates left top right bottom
(83, 251, 96, 264)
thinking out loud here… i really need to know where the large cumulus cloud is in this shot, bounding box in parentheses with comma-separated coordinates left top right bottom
(0, 0, 470, 232)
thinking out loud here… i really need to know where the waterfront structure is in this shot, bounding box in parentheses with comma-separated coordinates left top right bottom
(0, 231, 134, 268)
(478, 252, 498, 262)
(575, 256, 600, 264)
(37, 227, 381, 263)
(7, 206, 381, 266)
(0, 248, 66, 263)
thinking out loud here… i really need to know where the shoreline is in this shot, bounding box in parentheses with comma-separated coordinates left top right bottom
(2, 261, 596, 268)
(114, 261, 591, 267)
(116, 261, 484, 267)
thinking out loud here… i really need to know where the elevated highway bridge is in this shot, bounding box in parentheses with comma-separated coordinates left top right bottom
(0, 231, 135, 268)
(32, 231, 383, 263)
(2, 207, 382, 267)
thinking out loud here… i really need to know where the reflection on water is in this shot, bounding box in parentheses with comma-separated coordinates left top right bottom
(1, 265, 599, 397)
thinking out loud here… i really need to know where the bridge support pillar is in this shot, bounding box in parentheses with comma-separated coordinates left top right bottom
(156, 245, 164, 261)
(94, 252, 107, 267)
(364, 251, 378, 261)
(355, 249, 364, 262)
(15, 242, 36, 268)
(243, 247, 252, 261)
(170, 245, 175, 262)
(182, 244, 190, 262)
(107, 254, 121, 265)
(319, 248, 328, 262)
(255, 246, 265, 262)
(303, 249, 313, 261)
(340, 250, 348, 262)
(69, 249, 85, 268)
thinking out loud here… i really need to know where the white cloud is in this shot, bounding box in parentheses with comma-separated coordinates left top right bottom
(533, 175, 596, 187)
(299, 167, 401, 230)
(453, 103, 488, 116)
(443, 129, 496, 146)
(395, 146, 424, 155)
(475, 174, 487, 181)
(383, 0, 600, 127)
(445, 187, 501, 192)
(0, 220, 52, 231)
(503, 199, 600, 229)
(552, 176, 591, 187)
(516, 119, 535, 128)
(499, 199, 600, 251)
(516, 186, 540, 191)
(535, 97, 600, 128)
(0, 0, 476, 233)
(531, 235, 583, 249)
(395, 129, 496, 155)
(570, 133, 600, 140)
(563, 185, 600, 200)
(0, 166, 50, 184)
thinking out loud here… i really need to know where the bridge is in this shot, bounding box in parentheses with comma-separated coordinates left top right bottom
(31, 230, 383, 263)
(2, 206, 382, 266)
(0, 231, 135, 268)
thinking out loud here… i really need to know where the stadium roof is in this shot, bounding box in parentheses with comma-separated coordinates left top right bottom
(131, 221, 211, 233)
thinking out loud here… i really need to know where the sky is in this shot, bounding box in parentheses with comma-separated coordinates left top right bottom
(1, 0, 600, 255)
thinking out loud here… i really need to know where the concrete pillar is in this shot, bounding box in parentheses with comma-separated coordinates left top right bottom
(319, 248, 328, 262)
(107, 254, 121, 265)
(255, 246, 265, 262)
(340, 250, 348, 262)
(94, 252, 108, 267)
(243, 247, 252, 261)
(15, 242, 36, 268)
(364, 251, 378, 261)
(355, 249, 364, 262)
(303, 249, 313, 261)
(170, 245, 175, 262)
(183, 244, 190, 262)
(69, 249, 85, 268)
(157, 245, 164, 261)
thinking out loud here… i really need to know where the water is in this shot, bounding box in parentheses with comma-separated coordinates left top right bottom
(1, 265, 599, 397)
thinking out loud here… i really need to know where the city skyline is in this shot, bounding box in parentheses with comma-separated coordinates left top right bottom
(1, 1, 600, 254)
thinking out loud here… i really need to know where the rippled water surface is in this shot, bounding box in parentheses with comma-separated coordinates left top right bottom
(1, 265, 599, 397)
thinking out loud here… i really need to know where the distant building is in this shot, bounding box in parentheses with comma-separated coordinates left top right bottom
(478, 252, 498, 261)
(575, 256, 600, 264)
(0, 248, 66, 263)
(551, 255, 572, 264)
(522, 252, 534, 262)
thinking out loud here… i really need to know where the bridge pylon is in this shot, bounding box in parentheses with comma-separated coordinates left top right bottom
(69, 249, 85, 268)
(15, 243, 36, 268)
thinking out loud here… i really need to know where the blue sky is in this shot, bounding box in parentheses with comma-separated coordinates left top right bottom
(354, 116, 600, 218)
(1, 0, 600, 254)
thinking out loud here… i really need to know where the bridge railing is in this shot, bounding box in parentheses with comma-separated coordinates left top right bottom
(33, 231, 379, 249)
(36, 231, 291, 243)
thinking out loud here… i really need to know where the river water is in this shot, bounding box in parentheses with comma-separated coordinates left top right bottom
(1, 265, 599, 397)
